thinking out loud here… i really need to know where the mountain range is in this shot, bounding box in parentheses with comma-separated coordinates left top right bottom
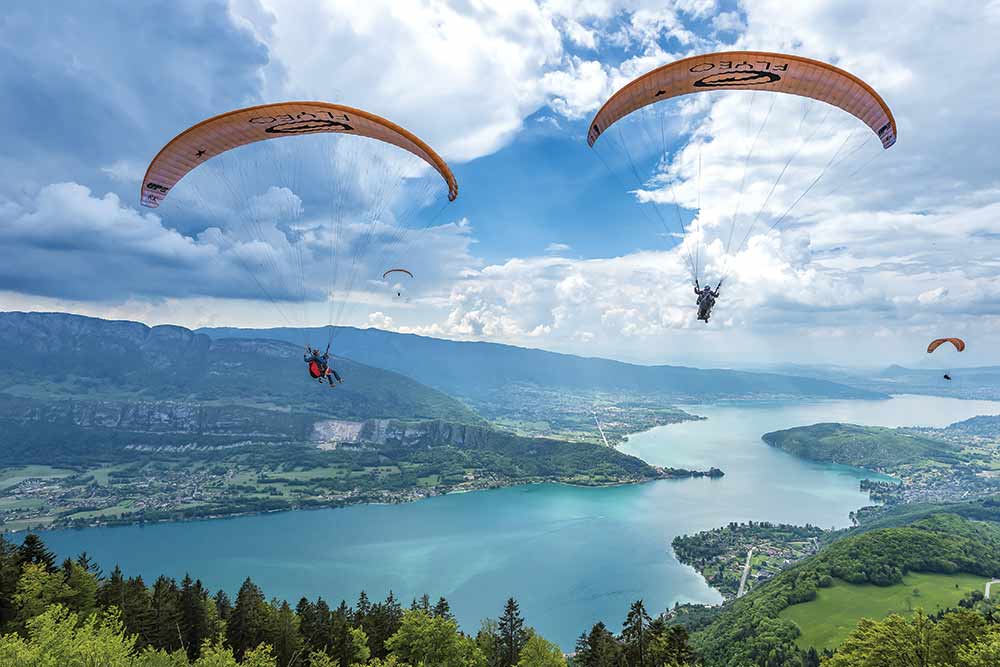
(199, 324, 886, 401)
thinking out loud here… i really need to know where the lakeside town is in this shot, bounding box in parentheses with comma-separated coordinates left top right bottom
(672, 522, 825, 600)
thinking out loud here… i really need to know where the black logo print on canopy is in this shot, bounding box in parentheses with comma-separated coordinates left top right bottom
(693, 71, 781, 87)
(265, 119, 354, 134)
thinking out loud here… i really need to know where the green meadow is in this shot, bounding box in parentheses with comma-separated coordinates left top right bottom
(780, 572, 986, 651)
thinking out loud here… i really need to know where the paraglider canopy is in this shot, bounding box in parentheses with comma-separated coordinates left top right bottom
(585, 51, 897, 293)
(927, 338, 966, 353)
(382, 268, 414, 280)
(588, 51, 897, 149)
(140, 101, 456, 356)
(140, 101, 458, 208)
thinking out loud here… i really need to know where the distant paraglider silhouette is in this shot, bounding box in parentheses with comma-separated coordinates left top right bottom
(383, 268, 414, 298)
(927, 337, 965, 382)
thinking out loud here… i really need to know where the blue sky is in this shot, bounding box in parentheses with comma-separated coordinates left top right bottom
(2, 1, 1000, 367)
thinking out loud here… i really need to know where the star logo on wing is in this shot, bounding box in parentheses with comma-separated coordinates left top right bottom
(195, 149, 206, 158)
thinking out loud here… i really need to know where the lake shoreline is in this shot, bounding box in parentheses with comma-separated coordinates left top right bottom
(34, 395, 1000, 651)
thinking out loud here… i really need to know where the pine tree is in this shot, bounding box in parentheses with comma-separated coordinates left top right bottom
(384, 591, 403, 631)
(621, 599, 652, 666)
(575, 622, 622, 667)
(355, 590, 372, 624)
(17, 534, 55, 572)
(179, 575, 212, 660)
(267, 600, 305, 667)
(227, 577, 269, 661)
(149, 575, 183, 652)
(330, 601, 357, 667)
(366, 592, 404, 659)
(214, 589, 232, 622)
(75, 551, 103, 579)
(498, 597, 528, 666)
(98, 565, 126, 612)
(433, 596, 454, 621)
(122, 576, 153, 649)
(297, 598, 319, 653)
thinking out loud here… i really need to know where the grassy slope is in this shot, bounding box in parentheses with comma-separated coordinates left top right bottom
(779, 572, 986, 651)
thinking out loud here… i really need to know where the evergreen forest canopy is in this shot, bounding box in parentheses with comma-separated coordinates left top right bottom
(2, 499, 1000, 665)
(0, 532, 697, 667)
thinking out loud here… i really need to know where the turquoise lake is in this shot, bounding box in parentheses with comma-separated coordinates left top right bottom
(39, 394, 1000, 649)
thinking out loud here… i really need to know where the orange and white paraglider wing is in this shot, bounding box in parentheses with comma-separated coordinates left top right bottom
(588, 51, 897, 150)
(927, 338, 966, 354)
(140, 102, 458, 208)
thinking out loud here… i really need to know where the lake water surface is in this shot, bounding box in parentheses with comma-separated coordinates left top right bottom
(40, 395, 1000, 649)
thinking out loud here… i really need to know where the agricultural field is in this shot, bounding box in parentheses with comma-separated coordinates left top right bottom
(780, 572, 987, 651)
(0, 465, 76, 490)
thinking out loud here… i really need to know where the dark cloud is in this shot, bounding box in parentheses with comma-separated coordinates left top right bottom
(0, 0, 269, 199)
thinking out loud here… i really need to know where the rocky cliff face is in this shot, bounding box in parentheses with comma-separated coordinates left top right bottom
(313, 418, 510, 449)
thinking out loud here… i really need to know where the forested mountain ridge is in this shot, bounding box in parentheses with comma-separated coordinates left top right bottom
(200, 324, 887, 401)
(762, 423, 963, 468)
(0, 311, 478, 424)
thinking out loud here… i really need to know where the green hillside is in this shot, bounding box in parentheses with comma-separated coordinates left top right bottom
(780, 571, 986, 651)
(690, 510, 1000, 666)
(762, 422, 963, 468)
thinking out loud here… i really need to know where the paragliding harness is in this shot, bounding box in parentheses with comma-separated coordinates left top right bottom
(306, 344, 343, 387)
(696, 279, 722, 323)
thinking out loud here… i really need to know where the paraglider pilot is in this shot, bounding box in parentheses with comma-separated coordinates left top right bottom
(694, 280, 721, 323)
(304, 346, 344, 388)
